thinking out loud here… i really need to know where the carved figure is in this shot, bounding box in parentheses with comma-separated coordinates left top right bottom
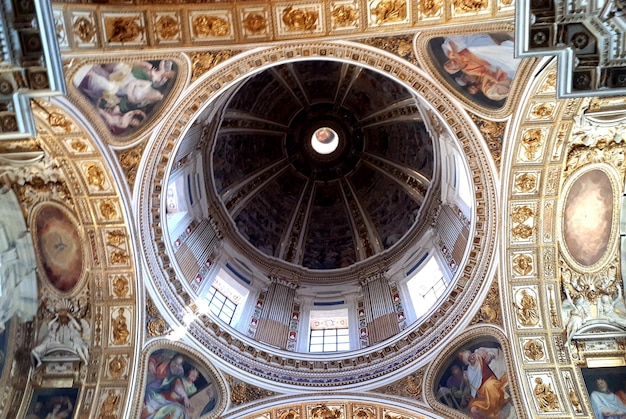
(534, 377, 559, 411)
(99, 390, 120, 419)
(31, 303, 91, 367)
(513, 290, 540, 326)
(112, 307, 130, 345)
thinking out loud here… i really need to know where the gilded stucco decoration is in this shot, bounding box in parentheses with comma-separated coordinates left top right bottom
(513, 172, 538, 195)
(188, 50, 238, 82)
(226, 374, 276, 405)
(281, 6, 320, 32)
(96, 388, 123, 419)
(470, 278, 502, 326)
(146, 296, 170, 338)
(369, 0, 408, 25)
(154, 13, 182, 44)
(53, 1, 515, 51)
(519, 128, 545, 162)
(104, 14, 145, 45)
(235, 402, 425, 419)
(72, 13, 97, 46)
(331, 3, 359, 29)
(510, 203, 535, 242)
(512, 286, 541, 328)
(0, 102, 138, 418)
(469, 114, 506, 169)
(374, 367, 424, 400)
(191, 13, 232, 39)
(115, 142, 146, 189)
(522, 338, 546, 362)
(359, 34, 417, 66)
(242, 11, 269, 36)
(532, 376, 560, 412)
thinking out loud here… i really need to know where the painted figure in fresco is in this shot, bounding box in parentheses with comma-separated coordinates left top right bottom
(142, 351, 217, 419)
(437, 363, 472, 409)
(44, 397, 73, 419)
(458, 347, 510, 419)
(590, 378, 626, 419)
(439, 33, 519, 103)
(73, 60, 176, 135)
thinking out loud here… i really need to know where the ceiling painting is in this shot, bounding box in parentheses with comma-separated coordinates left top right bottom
(65, 55, 189, 146)
(562, 168, 615, 268)
(32, 204, 83, 292)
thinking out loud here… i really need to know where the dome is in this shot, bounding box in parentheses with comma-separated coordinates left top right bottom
(209, 60, 435, 271)
(147, 45, 493, 388)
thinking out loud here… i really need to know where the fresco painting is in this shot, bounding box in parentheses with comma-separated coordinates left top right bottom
(34, 205, 83, 292)
(563, 169, 613, 266)
(25, 388, 78, 419)
(435, 339, 516, 418)
(142, 349, 218, 419)
(428, 33, 520, 109)
(582, 366, 626, 419)
(73, 60, 177, 136)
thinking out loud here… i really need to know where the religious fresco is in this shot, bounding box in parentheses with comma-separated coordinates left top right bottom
(72, 60, 177, 136)
(582, 366, 626, 419)
(25, 388, 78, 419)
(428, 33, 520, 109)
(141, 349, 219, 419)
(434, 338, 516, 418)
(33, 205, 83, 292)
(563, 168, 613, 267)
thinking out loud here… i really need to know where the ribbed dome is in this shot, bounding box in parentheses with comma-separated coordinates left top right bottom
(210, 60, 434, 270)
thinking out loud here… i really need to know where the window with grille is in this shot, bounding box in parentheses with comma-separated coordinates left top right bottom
(309, 308, 350, 352)
(206, 286, 237, 324)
